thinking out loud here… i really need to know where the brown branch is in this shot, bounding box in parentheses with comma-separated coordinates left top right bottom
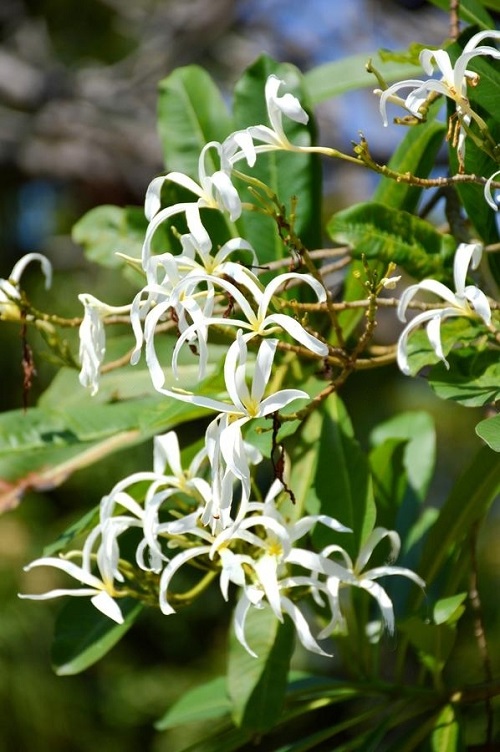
(450, 0, 460, 41)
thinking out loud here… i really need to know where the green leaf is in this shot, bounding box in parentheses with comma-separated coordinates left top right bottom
(304, 53, 423, 104)
(327, 202, 456, 279)
(370, 412, 436, 503)
(399, 617, 456, 677)
(427, 0, 493, 29)
(476, 413, 500, 451)
(0, 388, 206, 511)
(373, 118, 446, 214)
(428, 348, 500, 407)
(418, 446, 500, 589)
(305, 395, 376, 556)
(445, 29, 500, 280)
(433, 593, 467, 626)
(72, 205, 147, 268)
(157, 65, 233, 177)
(233, 54, 322, 263)
(431, 704, 464, 752)
(52, 597, 143, 675)
(227, 604, 295, 732)
(155, 676, 231, 730)
(369, 438, 408, 531)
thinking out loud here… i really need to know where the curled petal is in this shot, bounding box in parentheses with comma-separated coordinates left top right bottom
(485, 169, 500, 211)
(464, 285, 491, 325)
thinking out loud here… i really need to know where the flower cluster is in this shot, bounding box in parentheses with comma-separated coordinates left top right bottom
(21, 431, 424, 656)
(20, 69, 496, 658)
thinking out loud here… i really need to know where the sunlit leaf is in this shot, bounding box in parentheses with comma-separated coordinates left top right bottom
(304, 53, 423, 103)
(431, 704, 464, 751)
(157, 65, 233, 177)
(327, 202, 456, 280)
(433, 593, 467, 626)
(476, 413, 500, 452)
(373, 117, 446, 214)
(428, 348, 500, 407)
(72, 205, 147, 268)
(306, 395, 376, 556)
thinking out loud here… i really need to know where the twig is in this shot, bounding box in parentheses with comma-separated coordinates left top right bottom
(450, 0, 460, 41)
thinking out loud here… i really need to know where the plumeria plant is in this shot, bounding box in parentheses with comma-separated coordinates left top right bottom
(2, 1, 500, 749)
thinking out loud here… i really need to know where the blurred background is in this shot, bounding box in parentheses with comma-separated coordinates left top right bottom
(1, 2, 498, 750)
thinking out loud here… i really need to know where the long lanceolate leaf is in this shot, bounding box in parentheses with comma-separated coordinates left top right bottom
(419, 446, 500, 591)
(157, 66, 233, 177)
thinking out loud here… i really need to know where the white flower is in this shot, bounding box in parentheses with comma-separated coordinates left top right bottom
(155, 332, 309, 495)
(147, 333, 309, 527)
(0, 252, 52, 320)
(162, 271, 328, 386)
(226, 75, 311, 167)
(376, 31, 500, 166)
(78, 293, 131, 395)
(158, 481, 351, 656)
(396, 243, 491, 375)
(318, 528, 425, 635)
(142, 141, 242, 265)
(19, 555, 124, 624)
(97, 431, 212, 568)
(247, 74, 309, 150)
(130, 233, 262, 380)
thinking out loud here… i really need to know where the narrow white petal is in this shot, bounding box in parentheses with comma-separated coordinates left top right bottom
(264, 313, 328, 355)
(159, 545, 211, 615)
(251, 338, 278, 403)
(90, 591, 124, 624)
(253, 555, 283, 621)
(426, 313, 448, 367)
(259, 388, 309, 415)
(23, 556, 105, 590)
(464, 285, 491, 325)
(453, 243, 482, 296)
(10, 252, 52, 288)
(355, 578, 395, 633)
(233, 591, 264, 657)
(484, 169, 500, 211)
(355, 528, 401, 573)
(280, 596, 332, 656)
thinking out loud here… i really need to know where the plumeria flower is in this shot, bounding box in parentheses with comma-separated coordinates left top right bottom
(142, 141, 242, 266)
(318, 528, 425, 635)
(78, 293, 132, 395)
(376, 31, 500, 167)
(19, 555, 124, 624)
(397, 242, 491, 375)
(0, 252, 52, 320)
